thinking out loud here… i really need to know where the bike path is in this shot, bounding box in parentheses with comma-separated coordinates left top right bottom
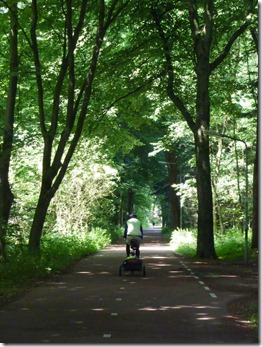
(0, 228, 256, 343)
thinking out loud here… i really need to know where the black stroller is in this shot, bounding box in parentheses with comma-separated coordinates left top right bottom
(119, 238, 146, 277)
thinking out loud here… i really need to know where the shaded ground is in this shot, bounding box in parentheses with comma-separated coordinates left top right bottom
(175, 254, 258, 333)
(0, 228, 258, 343)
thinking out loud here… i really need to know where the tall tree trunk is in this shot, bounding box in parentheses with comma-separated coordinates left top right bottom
(194, 131, 216, 258)
(250, 23, 258, 249)
(189, 0, 217, 258)
(28, 188, 54, 251)
(165, 151, 180, 229)
(251, 122, 258, 248)
(0, 3, 18, 259)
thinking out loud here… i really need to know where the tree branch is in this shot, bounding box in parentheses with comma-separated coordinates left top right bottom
(210, 20, 250, 72)
(151, 6, 195, 132)
(30, 0, 46, 136)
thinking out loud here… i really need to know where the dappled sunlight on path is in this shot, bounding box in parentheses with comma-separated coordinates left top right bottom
(0, 227, 257, 343)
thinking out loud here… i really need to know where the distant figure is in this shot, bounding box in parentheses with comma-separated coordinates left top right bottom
(124, 214, 143, 257)
(152, 221, 155, 228)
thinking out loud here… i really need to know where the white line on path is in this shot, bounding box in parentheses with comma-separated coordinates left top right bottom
(179, 261, 218, 299)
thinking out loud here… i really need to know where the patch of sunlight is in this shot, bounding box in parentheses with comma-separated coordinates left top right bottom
(170, 231, 195, 251)
(92, 308, 105, 311)
(148, 262, 172, 267)
(139, 305, 192, 311)
(142, 245, 171, 251)
(139, 307, 158, 311)
(197, 317, 216, 321)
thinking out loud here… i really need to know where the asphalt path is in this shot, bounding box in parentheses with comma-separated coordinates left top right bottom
(0, 228, 256, 344)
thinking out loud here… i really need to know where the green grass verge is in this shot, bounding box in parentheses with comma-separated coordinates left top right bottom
(169, 228, 257, 261)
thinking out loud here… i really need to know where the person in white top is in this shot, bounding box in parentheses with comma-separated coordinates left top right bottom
(124, 213, 143, 257)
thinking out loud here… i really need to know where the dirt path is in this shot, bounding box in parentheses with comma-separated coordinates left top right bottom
(0, 228, 258, 343)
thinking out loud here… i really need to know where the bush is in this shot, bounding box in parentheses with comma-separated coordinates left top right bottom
(169, 228, 197, 257)
(169, 228, 254, 260)
(214, 229, 252, 260)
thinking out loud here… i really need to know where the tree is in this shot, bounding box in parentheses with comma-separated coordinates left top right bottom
(250, 20, 258, 249)
(151, 0, 253, 258)
(0, 1, 18, 259)
(27, 0, 130, 251)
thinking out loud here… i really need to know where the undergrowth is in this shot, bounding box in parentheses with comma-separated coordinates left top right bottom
(169, 228, 256, 261)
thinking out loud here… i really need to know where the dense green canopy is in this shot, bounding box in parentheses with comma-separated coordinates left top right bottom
(0, 0, 258, 259)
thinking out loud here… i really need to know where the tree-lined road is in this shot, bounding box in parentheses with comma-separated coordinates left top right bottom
(0, 228, 256, 343)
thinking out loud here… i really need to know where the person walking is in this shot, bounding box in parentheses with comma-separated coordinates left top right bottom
(124, 213, 143, 257)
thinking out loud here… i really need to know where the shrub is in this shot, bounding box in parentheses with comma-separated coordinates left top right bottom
(169, 228, 197, 257)
(169, 227, 253, 260)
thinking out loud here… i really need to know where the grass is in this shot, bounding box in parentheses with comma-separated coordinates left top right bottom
(248, 303, 259, 326)
(169, 228, 256, 261)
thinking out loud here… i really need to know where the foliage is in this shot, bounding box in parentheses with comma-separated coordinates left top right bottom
(170, 228, 254, 261)
(248, 303, 258, 326)
(7, 136, 121, 246)
(170, 228, 197, 257)
(0, 0, 258, 259)
(52, 138, 119, 232)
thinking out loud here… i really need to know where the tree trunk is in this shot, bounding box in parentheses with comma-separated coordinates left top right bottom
(251, 124, 258, 248)
(0, 3, 18, 259)
(165, 151, 180, 229)
(190, 1, 217, 258)
(194, 132, 216, 258)
(28, 188, 54, 251)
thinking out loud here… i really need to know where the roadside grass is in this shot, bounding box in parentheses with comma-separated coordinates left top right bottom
(168, 228, 257, 261)
(0, 227, 122, 306)
(249, 303, 259, 326)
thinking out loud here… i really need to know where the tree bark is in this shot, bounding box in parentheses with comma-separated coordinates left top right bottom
(194, 131, 216, 258)
(0, 3, 18, 259)
(251, 122, 258, 248)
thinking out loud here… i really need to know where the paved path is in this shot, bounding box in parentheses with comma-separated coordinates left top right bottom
(0, 228, 256, 343)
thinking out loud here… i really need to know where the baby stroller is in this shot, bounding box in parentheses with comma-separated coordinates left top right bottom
(119, 237, 146, 277)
